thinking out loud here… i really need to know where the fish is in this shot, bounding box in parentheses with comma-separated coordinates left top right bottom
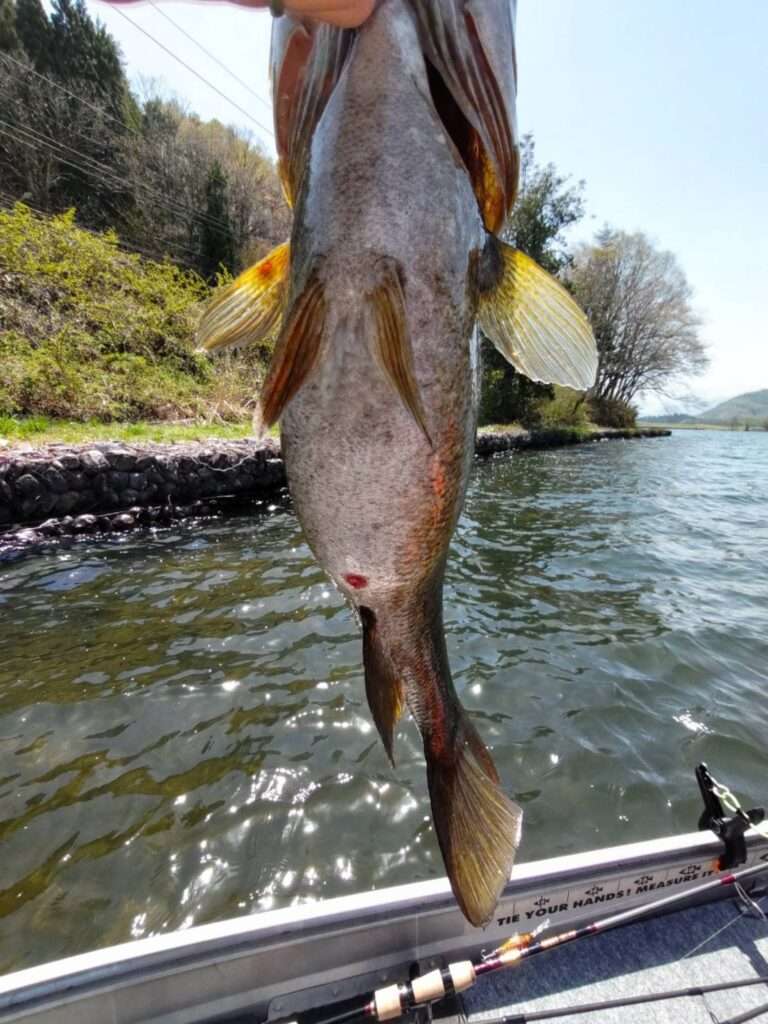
(198, 0, 597, 927)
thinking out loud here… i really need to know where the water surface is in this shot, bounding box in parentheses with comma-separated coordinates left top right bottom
(1, 429, 767, 971)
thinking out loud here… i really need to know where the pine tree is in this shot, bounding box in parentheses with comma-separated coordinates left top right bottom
(13, 0, 49, 67)
(199, 161, 235, 282)
(0, 0, 20, 54)
(48, 0, 126, 116)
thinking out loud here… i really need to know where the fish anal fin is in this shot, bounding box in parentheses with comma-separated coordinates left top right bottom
(360, 607, 404, 766)
(258, 271, 327, 431)
(427, 715, 522, 927)
(369, 263, 432, 447)
(197, 242, 290, 354)
(478, 239, 598, 391)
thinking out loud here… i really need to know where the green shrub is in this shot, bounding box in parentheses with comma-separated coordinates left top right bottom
(536, 386, 591, 429)
(0, 203, 263, 422)
(479, 339, 554, 428)
(589, 395, 637, 428)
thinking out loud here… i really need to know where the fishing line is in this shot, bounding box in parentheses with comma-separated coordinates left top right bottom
(681, 894, 767, 961)
(296, 860, 768, 1024)
(471, 975, 768, 1024)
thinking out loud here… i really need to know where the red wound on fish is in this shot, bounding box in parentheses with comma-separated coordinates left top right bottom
(344, 573, 368, 590)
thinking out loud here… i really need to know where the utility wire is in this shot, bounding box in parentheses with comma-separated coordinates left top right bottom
(0, 132, 201, 265)
(0, 125, 202, 260)
(146, 0, 274, 115)
(110, 5, 275, 139)
(0, 190, 197, 266)
(0, 114, 234, 235)
(0, 50, 137, 137)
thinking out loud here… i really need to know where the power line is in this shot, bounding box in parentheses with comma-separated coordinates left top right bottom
(0, 54, 269, 234)
(146, 0, 274, 115)
(0, 124, 202, 259)
(0, 113, 234, 235)
(0, 50, 137, 136)
(0, 130, 202, 262)
(0, 190, 197, 266)
(109, 5, 275, 140)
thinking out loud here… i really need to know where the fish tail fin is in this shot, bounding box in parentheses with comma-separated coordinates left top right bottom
(476, 236, 598, 392)
(360, 606, 404, 766)
(368, 259, 432, 447)
(256, 270, 328, 434)
(197, 242, 290, 353)
(426, 711, 522, 927)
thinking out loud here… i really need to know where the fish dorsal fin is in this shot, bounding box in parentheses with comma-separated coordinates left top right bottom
(257, 272, 327, 434)
(408, 0, 519, 233)
(369, 262, 432, 446)
(478, 241, 598, 391)
(197, 242, 290, 354)
(271, 19, 355, 206)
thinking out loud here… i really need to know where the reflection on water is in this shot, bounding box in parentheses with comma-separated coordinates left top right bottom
(1, 430, 767, 971)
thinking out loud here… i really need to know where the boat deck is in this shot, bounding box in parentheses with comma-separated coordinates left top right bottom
(452, 895, 768, 1024)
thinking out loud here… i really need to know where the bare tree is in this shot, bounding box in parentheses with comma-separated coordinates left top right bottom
(568, 229, 708, 406)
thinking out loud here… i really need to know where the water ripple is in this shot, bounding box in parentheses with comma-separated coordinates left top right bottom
(1, 430, 767, 971)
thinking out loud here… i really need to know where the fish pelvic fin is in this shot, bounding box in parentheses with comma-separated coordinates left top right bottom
(196, 242, 290, 354)
(256, 270, 327, 434)
(360, 606, 404, 767)
(427, 714, 522, 927)
(369, 261, 432, 447)
(477, 238, 598, 391)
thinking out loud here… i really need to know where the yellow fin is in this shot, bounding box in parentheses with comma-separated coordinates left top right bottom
(427, 714, 522, 927)
(369, 263, 432, 446)
(197, 242, 290, 353)
(257, 272, 327, 433)
(478, 242, 598, 390)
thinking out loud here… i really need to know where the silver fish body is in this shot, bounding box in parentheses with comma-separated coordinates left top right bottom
(200, 0, 598, 927)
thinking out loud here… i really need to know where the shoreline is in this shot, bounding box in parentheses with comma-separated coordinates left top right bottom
(0, 427, 670, 557)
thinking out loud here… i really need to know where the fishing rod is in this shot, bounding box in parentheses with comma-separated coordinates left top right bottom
(301, 858, 767, 1024)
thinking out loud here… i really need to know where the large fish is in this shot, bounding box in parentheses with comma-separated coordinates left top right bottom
(199, 0, 597, 926)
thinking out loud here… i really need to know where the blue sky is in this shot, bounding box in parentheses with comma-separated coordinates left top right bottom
(88, 0, 767, 411)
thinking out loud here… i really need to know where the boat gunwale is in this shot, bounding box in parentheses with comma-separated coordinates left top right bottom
(2, 826, 767, 1020)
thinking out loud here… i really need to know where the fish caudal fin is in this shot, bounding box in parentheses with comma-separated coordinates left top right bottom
(478, 239, 598, 391)
(369, 261, 432, 446)
(427, 715, 522, 927)
(196, 242, 290, 353)
(256, 272, 327, 434)
(360, 607, 404, 766)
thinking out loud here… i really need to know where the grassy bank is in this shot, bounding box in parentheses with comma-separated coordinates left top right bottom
(1, 417, 652, 449)
(0, 204, 267, 426)
(0, 416, 264, 447)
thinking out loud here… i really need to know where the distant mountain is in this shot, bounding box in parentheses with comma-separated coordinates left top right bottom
(639, 389, 768, 425)
(699, 389, 768, 423)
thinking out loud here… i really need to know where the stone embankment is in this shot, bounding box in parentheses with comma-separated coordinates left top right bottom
(0, 428, 670, 556)
(475, 426, 670, 455)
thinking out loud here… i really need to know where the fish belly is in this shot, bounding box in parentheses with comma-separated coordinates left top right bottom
(281, 320, 478, 601)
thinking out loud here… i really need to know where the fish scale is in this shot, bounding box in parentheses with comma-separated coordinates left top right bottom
(198, 0, 599, 927)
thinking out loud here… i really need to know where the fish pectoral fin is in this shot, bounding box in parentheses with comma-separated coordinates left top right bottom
(196, 242, 290, 354)
(478, 240, 598, 391)
(427, 715, 523, 928)
(369, 261, 432, 447)
(257, 270, 327, 434)
(360, 607, 404, 767)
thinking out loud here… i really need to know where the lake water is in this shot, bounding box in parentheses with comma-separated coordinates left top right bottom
(1, 429, 767, 972)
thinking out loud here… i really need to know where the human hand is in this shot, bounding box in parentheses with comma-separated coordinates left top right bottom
(274, 0, 375, 28)
(103, 0, 376, 30)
